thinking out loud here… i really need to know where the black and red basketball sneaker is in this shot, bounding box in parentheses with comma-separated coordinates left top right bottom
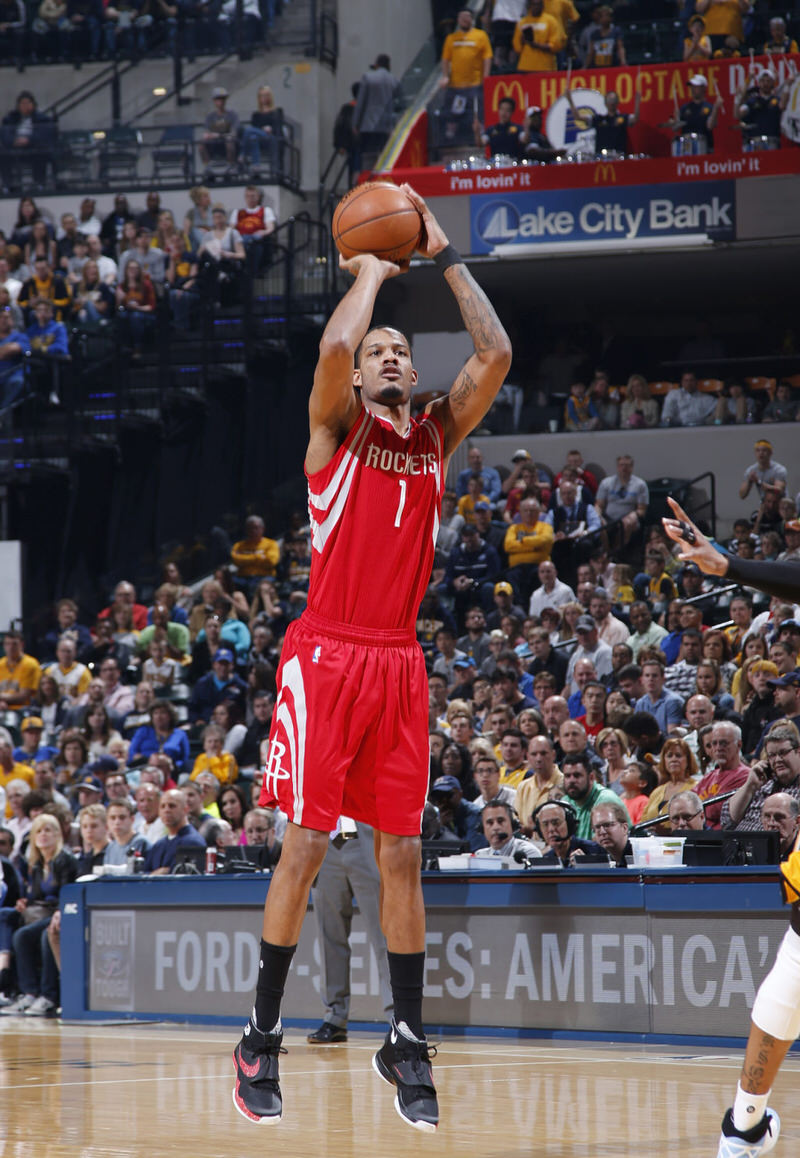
(231, 1019, 284, 1124)
(372, 1018, 439, 1132)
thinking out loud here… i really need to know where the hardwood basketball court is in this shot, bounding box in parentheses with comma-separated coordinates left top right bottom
(2, 1021, 799, 1156)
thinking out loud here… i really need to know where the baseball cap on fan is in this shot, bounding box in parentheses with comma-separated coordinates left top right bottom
(688, 75, 708, 88)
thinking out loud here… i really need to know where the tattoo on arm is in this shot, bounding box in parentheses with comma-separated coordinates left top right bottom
(445, 265, 505, 356)
(450, 367, 478, 414)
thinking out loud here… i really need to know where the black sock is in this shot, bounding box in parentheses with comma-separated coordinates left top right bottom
(253, 939, 296, 1032)
(387, 950, 425, 1039)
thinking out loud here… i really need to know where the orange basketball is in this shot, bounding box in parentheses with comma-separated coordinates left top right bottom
(332, 181, 423, 263)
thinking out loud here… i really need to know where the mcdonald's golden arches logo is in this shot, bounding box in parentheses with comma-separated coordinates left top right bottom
(593, 162, 617, 184)
(491, 79, 527, 114)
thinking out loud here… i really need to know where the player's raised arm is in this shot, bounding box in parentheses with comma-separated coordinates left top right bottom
(308, 254, 405, 448)
(402, 186, 512, 455)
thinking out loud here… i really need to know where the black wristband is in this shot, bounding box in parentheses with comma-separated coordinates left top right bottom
(433, 244, 463, 273)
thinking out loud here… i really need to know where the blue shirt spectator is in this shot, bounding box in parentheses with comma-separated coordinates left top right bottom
(0, 311, 30, 410)
(27, 300, 69, 357)
(456, 446, 502, 503)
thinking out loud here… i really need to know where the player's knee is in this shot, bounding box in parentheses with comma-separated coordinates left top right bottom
(282, 825, 330, 878)
(377, 834, 421, 879)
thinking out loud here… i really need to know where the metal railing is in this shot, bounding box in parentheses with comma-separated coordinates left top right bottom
(0, 119, 302, 195)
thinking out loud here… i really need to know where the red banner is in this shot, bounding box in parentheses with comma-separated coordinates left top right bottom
(387, 147, 800, 198)
(483, 54, 800, 158)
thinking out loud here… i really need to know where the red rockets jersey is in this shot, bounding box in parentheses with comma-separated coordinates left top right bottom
(306, 406, 445, 632)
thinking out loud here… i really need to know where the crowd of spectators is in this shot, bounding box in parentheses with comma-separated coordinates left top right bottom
(0, 434, 798, 1011)
(0, 0, 281, 65)
(0, 182, 278, 394)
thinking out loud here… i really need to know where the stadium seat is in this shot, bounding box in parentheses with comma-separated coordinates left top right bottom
(648, 381, 677, 396)
(698, 378, 724, 394)
(745, 376, 776, 394)
(152, 125, 194, 183)
(98, 126, 142, 184)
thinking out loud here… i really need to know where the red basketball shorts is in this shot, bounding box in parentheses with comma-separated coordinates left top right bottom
(258, 610, 429, 836)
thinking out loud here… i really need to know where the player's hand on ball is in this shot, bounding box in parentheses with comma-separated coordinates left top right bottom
(338, 252, 408, 280)
(401, 184, 449, 259)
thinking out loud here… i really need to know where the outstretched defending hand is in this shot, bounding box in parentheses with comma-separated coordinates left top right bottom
(338, 252, 408, 280)
(662, 496, 728, 577)
(401, 184, 449, 260)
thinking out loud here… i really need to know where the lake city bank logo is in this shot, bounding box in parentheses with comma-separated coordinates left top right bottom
(475, 200, 520, 245)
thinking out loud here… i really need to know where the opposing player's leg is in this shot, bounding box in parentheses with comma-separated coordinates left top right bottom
(371, 831, 439, 1133)
(715, 926, 800, 1156)
(232, 823, 329, 1124)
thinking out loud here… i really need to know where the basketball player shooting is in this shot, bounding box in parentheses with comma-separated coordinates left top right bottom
(665, 495, 800, 1158)
(232, 186, 512, 1131)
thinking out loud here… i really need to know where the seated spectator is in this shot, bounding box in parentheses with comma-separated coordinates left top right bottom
(237, 690, 273, 772)
(566, 617, 613, 693)
(529, 562, 574, 617)
(660, 371, 715, 427)
(133, 781, 164, 843)
(99, 195, 133, 257)
(713, 380, 755, 425)
(1, 93, 53, 186)
(666, 790, 706, 832)
(115, 259, 156, 360)
(200, 87, 240, 168)
(0, 307, 30, 413)
(596, 726, 630, 793)
(185, 185, 214, 250)
(4, 778, 31, 855)
(23, 219, 57, 273)
(143, 789, 204, 874)
(458, 473, 491, 525)
(81, 705, 121, 760)
(230, 514, 279, 589)
(762, 382, 800, 424)
(760, 791, 800, 859)
(102, 0, 153, 58)
(473, 96, 524, 161)
(190, 724, 238, 786)
(428, 774, 483, 851)
(595, 455, 648, 547)
(561, 751, 622, 838)
(98, 656, 134, 720)
(197, 205, 246, 298)
(103, 798, 148, 866)
(504, 497, 553, 601)
(563, 382, 599, 432)
(140, 637, 180, 689)
(634, 658, 684, 735)
(512, 0, 561, 72)
(695, 721, 751, 828)
(0, 630, 41, 711)
(180, 779, 222, 846)
(241, 85, 285, 173)
(589, 370, 619, 429)
(764, 16, 798, 55)
(138, 598, 190, 659)
(242, 807, 282, 868)
(503, 462, 543, 526)
(740, 660, 781, 757)
(219, 782, 249, 843)
(620, 374, 659, 429)
(537, 799, 603, 866)
(0, 0, 28, 64)
(18, 257, 70, 324)
(85, 235, 118, 285)
(720, 723, 800, 832)
(0, 256, 22, 304)
(71, 260, 114, 327)
(119, 227, 165, 286)
(33, 0, 68, 61)
(211, 700, 247, 758)
(639, 737, 698, 829)
(127, 701, 190, 775)
(618, 761, 654, 824)
(0, 811, 77, 1016)
(514, 734, 563, 836)
(472, 752, 516, 811)
(75, 801, 110, 873)
(165, 237, 199, 332)
(64, 236, 89, 286)
(456, 445, 502, 507)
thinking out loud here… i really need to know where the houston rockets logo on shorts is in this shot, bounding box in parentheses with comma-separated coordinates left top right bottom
(261, 655, 308, 821)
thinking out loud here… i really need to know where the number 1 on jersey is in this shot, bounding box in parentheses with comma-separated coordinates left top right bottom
(394, 479, 407, 528)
